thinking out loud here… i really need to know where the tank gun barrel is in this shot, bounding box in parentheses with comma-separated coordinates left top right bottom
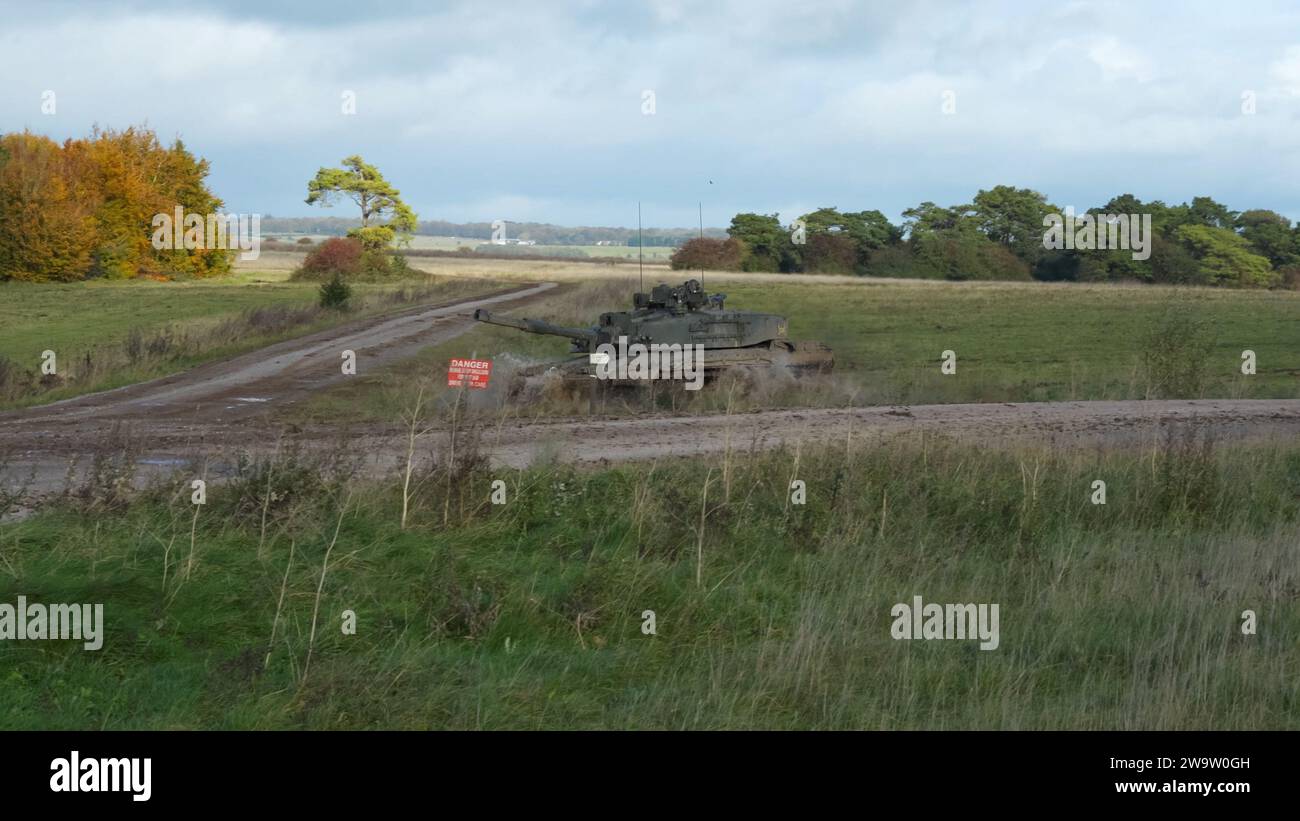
(472, 309, 599, 344)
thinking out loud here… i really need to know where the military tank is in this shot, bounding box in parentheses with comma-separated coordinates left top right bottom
(472, 279, 833, 388)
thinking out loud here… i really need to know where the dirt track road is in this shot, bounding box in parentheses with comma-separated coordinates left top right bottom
(469, 398, 1300, 468)
(1, 281, 556, 426)
(1, 280, 1298, 496)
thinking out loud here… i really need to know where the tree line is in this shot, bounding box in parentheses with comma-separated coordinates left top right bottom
(672, 187, 1300, 288)
(0, 127, 229, 282)
(4, 127, 1295, 291)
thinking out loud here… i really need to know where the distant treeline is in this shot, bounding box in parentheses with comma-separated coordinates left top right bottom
(0, 127, 230, 282)
(3, 124, 1294, 291)
(261, 216, 725, 246)
(672, 189, 1300, 288)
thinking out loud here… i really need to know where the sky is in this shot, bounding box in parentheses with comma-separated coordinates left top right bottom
(3, 0, 1300, 229)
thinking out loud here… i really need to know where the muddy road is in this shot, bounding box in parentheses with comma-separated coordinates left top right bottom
(470, 398, 1300, 468)
(1, 280, 1298, 496)
(4, 394, 1298, 497)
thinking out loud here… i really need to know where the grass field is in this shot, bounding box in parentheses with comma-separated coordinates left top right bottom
(5, 265, 1296, 419)
(3, 265, 1298, 730)
(2, 430, 1296, 729)
(721, 278, 1300, 404)
(0, 270, 504, 409)
(290, 276, 1300, 425)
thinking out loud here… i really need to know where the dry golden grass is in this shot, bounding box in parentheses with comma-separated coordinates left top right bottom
(241, 249, 1300, 296)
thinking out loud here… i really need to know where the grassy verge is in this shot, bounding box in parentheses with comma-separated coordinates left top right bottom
(0, 271, 506, 409)
(1, 426, 1297, 729)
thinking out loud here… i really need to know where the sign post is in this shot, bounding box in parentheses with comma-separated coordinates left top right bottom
(447, 358, 492, 390)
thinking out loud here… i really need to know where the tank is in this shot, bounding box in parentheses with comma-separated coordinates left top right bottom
(472, 279, 833, 386)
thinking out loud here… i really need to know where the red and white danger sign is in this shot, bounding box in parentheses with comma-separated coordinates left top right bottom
(448, 358, 492, 389)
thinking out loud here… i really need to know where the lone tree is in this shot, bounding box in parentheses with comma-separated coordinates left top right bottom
(305, 155, 417, 249)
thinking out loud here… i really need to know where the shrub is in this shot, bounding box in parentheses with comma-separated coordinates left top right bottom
(1277, 265, 1300, 290)
(319, 272, 352, 310)
(295, 237, 363, 280)
(801, 233, 858, 274)
(0, 356, 33, 401)
(1151, 422, 1219, 520)
(670, 237, 744, 271)
(368, 249, 411, 278)
(1140, 307, 1216, 399)
(294, 236, 416, 281)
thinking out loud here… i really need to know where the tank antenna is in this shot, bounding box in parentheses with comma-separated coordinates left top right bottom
(698, 200, 704, 289)
(638, 201, 644, 293)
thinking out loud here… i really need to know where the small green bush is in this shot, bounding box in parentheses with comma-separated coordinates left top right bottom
(319, 272, 352, 310)
(1141, 306, 1216, 398)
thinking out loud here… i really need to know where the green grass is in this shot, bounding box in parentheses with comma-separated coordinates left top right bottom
(0, 271, 505, 409)
(289, 278, 1300, 425)
(0, 269, 300, 362)
(2, 429, 1297, 729)
(720, 279, 1300, 404)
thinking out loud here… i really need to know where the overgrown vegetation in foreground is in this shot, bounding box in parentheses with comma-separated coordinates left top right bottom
(1, 425, 1297, 729)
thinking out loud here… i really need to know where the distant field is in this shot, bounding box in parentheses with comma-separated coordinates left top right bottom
(554, 244, 675, 260)
(236, 250, 673, 277)
(291, 276, 1300, 424)
(267, 234, 471, 251)
(267, 233, 677, 261)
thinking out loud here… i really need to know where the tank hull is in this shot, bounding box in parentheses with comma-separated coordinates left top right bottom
(508, 339, 833, 388)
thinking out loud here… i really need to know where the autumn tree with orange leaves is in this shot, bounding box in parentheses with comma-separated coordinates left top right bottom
(0, 126, 230, 282)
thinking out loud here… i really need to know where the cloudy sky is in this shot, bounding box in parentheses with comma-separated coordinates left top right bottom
(3, 0, 1300, 228)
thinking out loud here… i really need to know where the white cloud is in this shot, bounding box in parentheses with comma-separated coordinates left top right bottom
(2, 0, 1299, 223)
(1270, 45, 1300, 95)
(1086, 37, 1155, 82)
